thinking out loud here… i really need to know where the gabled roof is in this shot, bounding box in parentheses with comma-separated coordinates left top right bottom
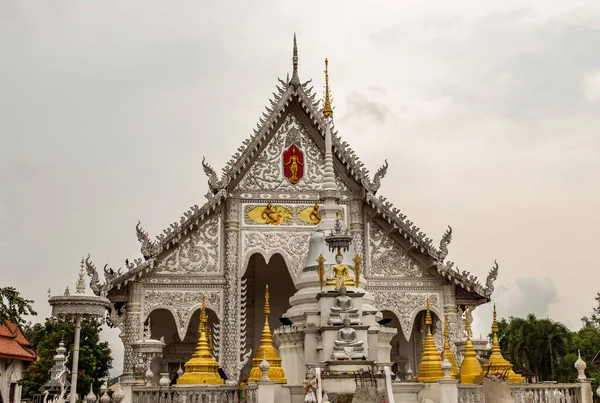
(0, 320, 36, 361)
(89, 36, 497, 300)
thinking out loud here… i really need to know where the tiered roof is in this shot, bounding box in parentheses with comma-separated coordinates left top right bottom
(85, 35, 497, 301)
(0, 320, 36, 361)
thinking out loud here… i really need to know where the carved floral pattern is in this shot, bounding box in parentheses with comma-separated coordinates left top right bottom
(143, 290, 221, 341)
(374, 292, 440, 341)
(236, 113, 349, 193)
(157, 217, 220, 274)
(368, 222, 426, 277)
(242, 231, 311, 282)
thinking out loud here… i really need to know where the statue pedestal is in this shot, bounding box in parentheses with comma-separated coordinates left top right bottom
(321, 360, 379, 395)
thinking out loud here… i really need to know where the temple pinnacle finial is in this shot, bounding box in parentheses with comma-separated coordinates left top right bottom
(323, 58, 333, 118)
(291, 34, 300, 86)
(264, 284, 270, 315)
(425, 296, 432, 326)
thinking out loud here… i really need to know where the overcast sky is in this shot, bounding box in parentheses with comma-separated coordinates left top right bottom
(1, 1, 599, 375)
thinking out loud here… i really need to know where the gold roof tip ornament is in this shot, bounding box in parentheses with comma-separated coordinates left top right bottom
(416, 296, 444, 382)
(323, 58, 333, 118)
(441, 314, 459, 379)
(177, 293, 223, 384)
(475, 303, 524, 383)
(248, 284, 287, 383)
(458, 308, 482, 384)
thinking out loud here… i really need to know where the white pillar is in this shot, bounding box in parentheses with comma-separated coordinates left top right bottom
(580, 380, 593, 403)
(69, 314, 82, 403)
(257, 381, 277, 403)
(438, 379, 459, 403)
(383, 366, 396, 403)
(315, 367, 322, 403)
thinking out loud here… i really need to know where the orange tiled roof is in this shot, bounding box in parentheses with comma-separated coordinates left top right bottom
(0, 320, 36, 361)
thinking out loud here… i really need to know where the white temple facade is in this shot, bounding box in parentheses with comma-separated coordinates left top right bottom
(82, 36, 498, 387)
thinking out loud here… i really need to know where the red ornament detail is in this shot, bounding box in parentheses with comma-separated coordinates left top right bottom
(283, 144, 304, 185)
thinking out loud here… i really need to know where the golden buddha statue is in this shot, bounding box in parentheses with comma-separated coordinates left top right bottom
(326, 250, 355, 287)
(283, 147, 303, 184)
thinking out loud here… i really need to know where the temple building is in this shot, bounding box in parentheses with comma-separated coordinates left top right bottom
(0, 320, 36, 403)
(82, 35, 499, 387)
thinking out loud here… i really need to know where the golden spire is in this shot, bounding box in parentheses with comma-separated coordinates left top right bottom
(248, 284, 287, 383)
(177, 294, 223, 384)
(353, 252, 362, 288)
(441, 314, 459, 379)
(317, 254, 326, 290)
(416, 296, 444, 382)
(459, 309, 482, 384)
(323, 58, 333, 118)
(475, 303, 524, 383)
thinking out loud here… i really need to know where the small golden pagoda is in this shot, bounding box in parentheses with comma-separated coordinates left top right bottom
(440, 314, 459, 379)
(459, 309, 482, 384)
(177, 294, 223, 385)
(416, 297, 444, 382)
(475, 303, 524, 383)
(248, 285, 287, 383)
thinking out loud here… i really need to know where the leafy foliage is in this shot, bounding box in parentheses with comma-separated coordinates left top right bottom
(495, 314, 571, 381)
(0, 286, 37, 325)
(20, 317, 112, 399)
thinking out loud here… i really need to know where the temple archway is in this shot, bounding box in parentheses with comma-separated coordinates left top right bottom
(148, 308, 178, 383)
(412, 310, 443, 372)
(149, 307, 219, 382)
(240, 253, 296, 381)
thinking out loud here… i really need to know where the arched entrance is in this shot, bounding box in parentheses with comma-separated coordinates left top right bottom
(149, 307, 219, 382)
(240, 253, 296, 380)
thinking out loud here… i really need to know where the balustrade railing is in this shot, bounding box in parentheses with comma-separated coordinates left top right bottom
(510, 383, 581, 403)
(457, 383, 582, 403)
(133, 385, 244, 403)
(457, 384, 484, 403)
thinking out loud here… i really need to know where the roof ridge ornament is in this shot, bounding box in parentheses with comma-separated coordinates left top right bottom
(323, 58, 333, 118)
(290, 33, 300, 87)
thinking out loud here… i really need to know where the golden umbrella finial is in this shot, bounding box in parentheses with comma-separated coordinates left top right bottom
(264, 284, 270, 314)
(317, 254, 326, 290)
(323, 58, 333, 118)
(353, 252, 362, 287)
(425, 296, 432, 326)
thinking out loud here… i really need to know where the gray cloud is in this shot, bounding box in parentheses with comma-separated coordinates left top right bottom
(472, 277, 561, 337)
(342, 91, 394, 124)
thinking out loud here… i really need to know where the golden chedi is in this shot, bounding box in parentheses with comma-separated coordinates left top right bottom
(441, 314, 459, 379)
(177, 294, 223, 384)
(416, 297, 444, 382)
(459, 309, 482, 384)
(475, 304, 524, 383)
(248, 285, 287, 383)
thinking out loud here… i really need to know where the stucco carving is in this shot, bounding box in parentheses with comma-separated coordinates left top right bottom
(143, 289, 221, 341)
(157, 216, 220, 274)
(236, 113, 349, 193)
(242, 231, 311, 282)
(374, 292, 440, 341)
(368, 222, 426, 278)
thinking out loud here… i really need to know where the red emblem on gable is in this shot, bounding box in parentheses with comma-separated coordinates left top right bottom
(283, 145, 304, 185)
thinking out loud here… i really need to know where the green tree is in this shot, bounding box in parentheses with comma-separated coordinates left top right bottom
(0, 286, 37, 325)
(495, 314, 571, 381)
(20, 317, 112, 399)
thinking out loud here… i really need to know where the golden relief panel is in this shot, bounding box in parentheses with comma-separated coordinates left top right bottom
(244, 203, 345, 226)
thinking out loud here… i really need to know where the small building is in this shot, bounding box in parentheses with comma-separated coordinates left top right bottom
(0, 321, 36, 403)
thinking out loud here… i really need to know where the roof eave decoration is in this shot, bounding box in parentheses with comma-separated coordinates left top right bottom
(364, 191, 496, 298)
